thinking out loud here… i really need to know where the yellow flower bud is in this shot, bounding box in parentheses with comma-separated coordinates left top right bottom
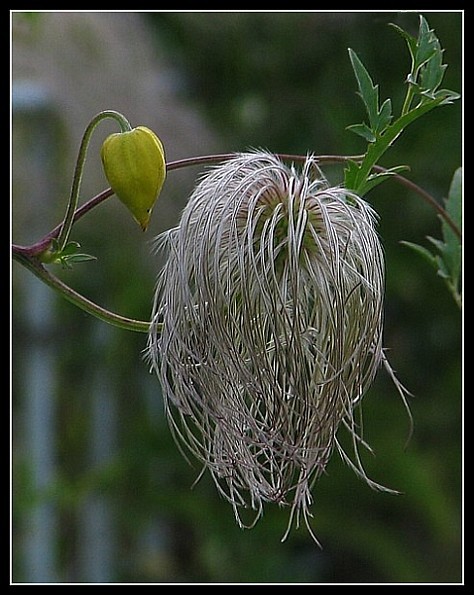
(101, 126, 166, 231)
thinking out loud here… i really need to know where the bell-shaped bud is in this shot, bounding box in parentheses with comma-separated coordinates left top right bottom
(101, 126, 166, 231)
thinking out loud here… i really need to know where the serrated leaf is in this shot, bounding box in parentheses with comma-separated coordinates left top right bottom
(435, 254, 451, 280)
(346, 123, 376, 143)
(390, 16, 437, 73)
(348, 48, 380, 132)
(357, 165, 410, 195)
(377, 98, 393, 131)
(419, 40, 446, 94)
(445, 167, 462, 231)
(435, 89, 461, 105)
(420, 88, 460, 105)
(389, 23, 418, 62)
(440, 170, 462, 252)
(414, 16, 439, 70)
(408, 169, 462, 305)
(426, 235, 445, 253)
(392, 16, 451, 101)
(403, 239, 461, 307)
(400, 241, 438, 270)
(427, 234, 461, 285)
(343, 160, 362, 191)
(438, 167, 462, 284)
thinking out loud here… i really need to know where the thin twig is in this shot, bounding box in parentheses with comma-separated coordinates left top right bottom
(371, 165, 461, 240)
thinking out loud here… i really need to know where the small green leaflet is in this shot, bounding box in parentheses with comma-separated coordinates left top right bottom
(347, 48, 393, 139)
(345, 160, 409, 197)
(402, 167, 462, 308)
(49, 239, 97, 269)
(390, 16, 438, 73)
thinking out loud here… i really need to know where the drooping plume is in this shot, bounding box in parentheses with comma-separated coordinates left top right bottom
(148, 151, 399, 542)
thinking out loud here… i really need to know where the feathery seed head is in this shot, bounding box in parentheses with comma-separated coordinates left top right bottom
(148, 151, 389, 542)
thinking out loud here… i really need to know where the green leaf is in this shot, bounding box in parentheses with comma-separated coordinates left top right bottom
(434, 254, 451, 280)
(58, 253, 97, 270)
(46, 238, 97, 269)
(445, 167, 462, 231)
(427, 236, 445, 253)
(343, 160, 362, 191)
(400, 241, 438, 270)
(419, 39, 446, 94)
(402, 168, 462, 308)
(348, 48, 380, 132)
(65, 253, 97, 264)
(60, 241, 82, 256)
(346, 123, 376, 143)
(414, 15, 439, 71)
(357, 165, 409, 196)
(345, 17, 459, 200)
(377, 98, 393, 132)
(422, 88, 461, 106)
(391, 15, 459, 111)
(438, 167, 462, 285)
(389, 23, 417, 63)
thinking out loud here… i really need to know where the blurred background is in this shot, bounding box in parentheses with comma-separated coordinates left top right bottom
(11, 11, 462, 584)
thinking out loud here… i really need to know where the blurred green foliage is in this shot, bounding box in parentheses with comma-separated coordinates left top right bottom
(12, 11, 462, 584)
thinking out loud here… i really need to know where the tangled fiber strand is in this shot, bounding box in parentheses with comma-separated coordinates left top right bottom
(148, 151, 408, 542)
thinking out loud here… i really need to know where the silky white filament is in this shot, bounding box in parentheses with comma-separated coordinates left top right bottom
(148, 151, 406, 543)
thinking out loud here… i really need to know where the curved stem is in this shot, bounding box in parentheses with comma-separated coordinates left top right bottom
(371, 165, 461, 240)
(13, 250, 152, 334)
(56, 110, 132, 252)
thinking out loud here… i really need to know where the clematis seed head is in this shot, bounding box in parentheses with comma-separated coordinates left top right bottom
(148, 151, 403, 542)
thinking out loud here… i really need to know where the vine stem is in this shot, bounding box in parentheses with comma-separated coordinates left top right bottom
(13, 249, 152, 334)
(56, 110, 132, 252)
(12, 151, 461, 334)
